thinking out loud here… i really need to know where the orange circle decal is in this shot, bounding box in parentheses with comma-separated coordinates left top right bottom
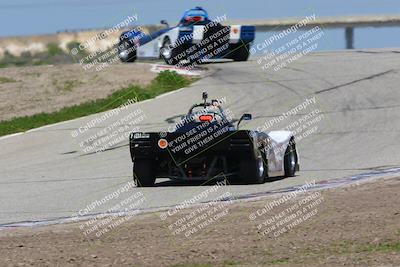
(158, 139, 168, 149)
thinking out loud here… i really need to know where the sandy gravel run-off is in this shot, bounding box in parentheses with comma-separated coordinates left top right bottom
(0, 177, 399, 267)
(0, 63, 156, 121)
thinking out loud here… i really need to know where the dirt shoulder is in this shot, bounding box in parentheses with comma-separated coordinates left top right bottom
(1, 177, 399, 267)
(0, 63, 156, 121)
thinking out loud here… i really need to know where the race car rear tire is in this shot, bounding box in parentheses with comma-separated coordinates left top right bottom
(284, 143, 297, 177)
(186, 23, 230, 64)
(133, 160, 155, 187)
(160, 37, 180, 65)
(232, 43, 250, 61)
(239, 157, 266, 184)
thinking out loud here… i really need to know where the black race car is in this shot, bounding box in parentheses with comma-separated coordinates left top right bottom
(129, 93, 299, 187)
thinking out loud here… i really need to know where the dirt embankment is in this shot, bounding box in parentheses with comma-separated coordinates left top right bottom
(0, 63, 156, 121)
(0, 177, 399, 267)
(0, 26, 162, 58)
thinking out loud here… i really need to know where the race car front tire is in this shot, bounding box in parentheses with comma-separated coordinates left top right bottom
(118, 41, 137, 63)
(284, 143, 297, 177)
(239, 157, 266, 184)
(160, 37, 180, 65)
(133, 160, 155, 187)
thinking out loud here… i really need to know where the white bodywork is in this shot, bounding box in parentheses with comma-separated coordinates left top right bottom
(192, 26, 205, 44)
(135, 26, 244, 59)
(137, 28, 180, 59)
(256, 130, 295, 177)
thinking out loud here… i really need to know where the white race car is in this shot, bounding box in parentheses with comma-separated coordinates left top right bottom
(118, 7, 256, 65)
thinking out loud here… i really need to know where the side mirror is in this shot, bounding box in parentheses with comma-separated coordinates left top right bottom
(237, 113, 252, 129)
(160, 20, 169, 28)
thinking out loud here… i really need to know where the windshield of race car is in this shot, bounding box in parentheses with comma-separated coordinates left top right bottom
(179, 7, 211, 26)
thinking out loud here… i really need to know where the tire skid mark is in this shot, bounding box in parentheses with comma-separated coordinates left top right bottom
(315, 69, 395, 94)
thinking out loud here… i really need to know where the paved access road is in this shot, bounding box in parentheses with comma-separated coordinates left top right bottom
(1, 49, 399, 225)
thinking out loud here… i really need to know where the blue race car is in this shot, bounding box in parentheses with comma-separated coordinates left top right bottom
(118, 7, 255, 65)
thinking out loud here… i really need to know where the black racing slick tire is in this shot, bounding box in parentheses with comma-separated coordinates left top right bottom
(239, 156, 266, 184)
(160, 37, 180, 65)
(185, 23, 230, 64)
(284, 143, 297, 177)
(118, 40, 137, 63)
(231, 43, 250, 61)
(133, 160, 155, 187)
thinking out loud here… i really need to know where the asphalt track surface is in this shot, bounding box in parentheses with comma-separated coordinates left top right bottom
(1, 49, 400, 225)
